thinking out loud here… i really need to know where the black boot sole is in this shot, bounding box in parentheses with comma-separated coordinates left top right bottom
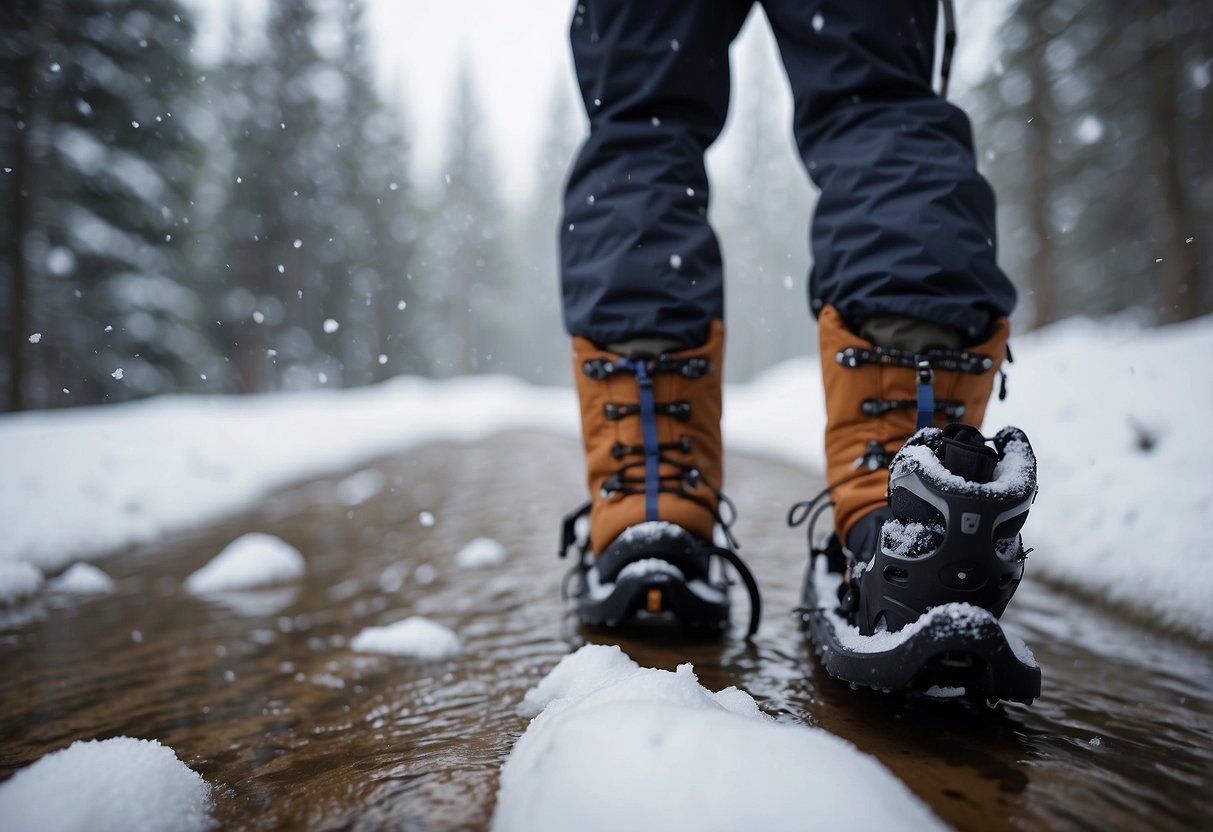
(575, 567, 730, 633)
(799, 560, 1041, 705)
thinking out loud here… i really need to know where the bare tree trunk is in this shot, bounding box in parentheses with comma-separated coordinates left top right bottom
(1144, 0, 1202, 323)
(1023, 0, 1058, 329)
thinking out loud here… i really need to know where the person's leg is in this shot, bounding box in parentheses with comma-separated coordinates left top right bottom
(765, 0, 1015, 547)
(560, 1, 760, 634)
(764, 0, 1015, 338)
(562, 0, 753, 349)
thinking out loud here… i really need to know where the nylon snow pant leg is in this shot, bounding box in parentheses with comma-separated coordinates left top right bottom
(762, 0, 1017, 341)
(561, 0, 755, 349)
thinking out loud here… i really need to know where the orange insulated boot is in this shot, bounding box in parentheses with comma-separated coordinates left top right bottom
(793, 306, 1042, 704)
(559, 321, 760, 635)
(816, 304, 1009, 553)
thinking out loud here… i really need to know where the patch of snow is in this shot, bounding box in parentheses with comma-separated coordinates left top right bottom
(47, 563, 115, 595)
(185, 533, 304, 594)
(0, 561, 44, 605)
(0, 375, 576, 572)
(335, 469, 385, 506)
(492, 644, 944, 832)
(0, 737, 212, 832)
(350, 616, 460, 660)
(454, 537, 506, 569)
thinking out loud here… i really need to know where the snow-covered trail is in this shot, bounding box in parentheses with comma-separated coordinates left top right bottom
(1, 433, 1210, 830)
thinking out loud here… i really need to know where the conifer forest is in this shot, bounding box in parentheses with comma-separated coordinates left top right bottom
(2, 0, 1210, 412)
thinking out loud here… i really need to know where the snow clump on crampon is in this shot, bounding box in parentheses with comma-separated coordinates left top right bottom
(184, 533, 304, 594)
(350, 616, 461, 660)
(491, 644, 944, 832)
(0, 736, 212, 832)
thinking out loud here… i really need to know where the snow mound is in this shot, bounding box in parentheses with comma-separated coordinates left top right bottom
(0, 736, 212, 832)
(185, 533, 304, 594)
(335, 469, 386, 506)
(492, 645, 944, 832)
(0, 561, 44, 605)
(350, 616, 460, 660)
(454, 537, 507, 568)
(48, 563, 116, 595)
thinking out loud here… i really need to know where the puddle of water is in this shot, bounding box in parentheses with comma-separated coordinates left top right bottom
(0, 432, 1210, 831)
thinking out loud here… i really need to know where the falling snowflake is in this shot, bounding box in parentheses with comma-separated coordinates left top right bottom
(419, 511, 436, 528)
(812, 11, 824, 31)
(28, 333, 41, 344)
(669, 254, 683, 270)
(112, 368, 124, 380)
(323, 319, 340, 334)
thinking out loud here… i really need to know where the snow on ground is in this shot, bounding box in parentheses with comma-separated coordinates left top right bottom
(491, 644, 944, 832)
(0, 560, 44, 606)
(0, 737, 211, 832)
(47, 562, 116, 595)
(984, 316, 1213, 641)
(454, 537, 507, 568)
(350, 616, 461, 660)
(1, 316, 1209, 639)
(0, 561, 44, 605)
(184, 533, 305, 594)
(0, 375, 576, 572)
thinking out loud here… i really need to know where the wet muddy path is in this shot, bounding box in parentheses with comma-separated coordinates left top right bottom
(2, 432, 1211, 830)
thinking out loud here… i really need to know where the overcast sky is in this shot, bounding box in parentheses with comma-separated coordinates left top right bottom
(185, 0, 1007, 205)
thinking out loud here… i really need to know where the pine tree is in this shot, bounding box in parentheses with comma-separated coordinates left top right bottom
(427, 60, 505, 376)
(973, 0, 1211, 327)
(512, 73, 580, 384)
(329, 0, 424, 386)
(1, 0, 209, 410)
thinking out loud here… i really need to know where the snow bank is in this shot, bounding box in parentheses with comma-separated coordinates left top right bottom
(350, 616, 461, 660)
(0, 561, 44, 605)
(454, 537, 507, 568)
(983, 316, 1213, 641)
(492, 645, 943, 832)
(0, 375, 576, 571)
(0, 737, 212, 832)
(47, 563, 116, 595)
(185, 533, 304, 594)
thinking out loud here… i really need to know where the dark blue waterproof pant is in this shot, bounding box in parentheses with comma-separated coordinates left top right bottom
(561, 0, 1017, 348)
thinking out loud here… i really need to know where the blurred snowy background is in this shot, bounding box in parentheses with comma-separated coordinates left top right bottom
(1, 0, 1210, 411)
